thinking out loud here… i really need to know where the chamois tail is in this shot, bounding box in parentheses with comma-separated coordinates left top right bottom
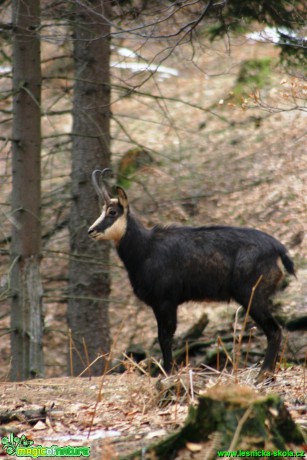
(280, 250, 296, 278)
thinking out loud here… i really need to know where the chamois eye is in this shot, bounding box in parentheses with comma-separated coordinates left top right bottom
(108, 208, 117, 217)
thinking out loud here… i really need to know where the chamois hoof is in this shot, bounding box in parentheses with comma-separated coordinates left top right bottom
(255, 370, 276, 385)
(138, 357, 170, 376)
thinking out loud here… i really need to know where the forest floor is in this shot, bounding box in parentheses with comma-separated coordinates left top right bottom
(0, 29, 306, 459)
(0, 366, 306, 459)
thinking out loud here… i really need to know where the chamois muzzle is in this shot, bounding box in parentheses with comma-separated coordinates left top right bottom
(91, 168, 112, 206)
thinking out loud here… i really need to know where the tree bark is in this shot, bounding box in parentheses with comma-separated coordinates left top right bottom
(68, 0, 111, 376)
(10, 0, 44, 381)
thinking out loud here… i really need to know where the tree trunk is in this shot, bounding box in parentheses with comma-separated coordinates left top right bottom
(68, 0, 111, 376)
(10, 0, 44, 381)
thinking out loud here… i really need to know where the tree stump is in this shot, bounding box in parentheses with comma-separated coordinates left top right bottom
(124, 384, 305, 460)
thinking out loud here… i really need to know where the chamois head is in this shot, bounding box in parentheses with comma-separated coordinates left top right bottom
(88, 169, 129, 243)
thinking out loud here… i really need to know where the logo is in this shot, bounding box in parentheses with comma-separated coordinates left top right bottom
(1, 433, 33, 456)
(1, 434, 90, 458)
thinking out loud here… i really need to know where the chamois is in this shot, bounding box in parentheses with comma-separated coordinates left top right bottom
(88, 169, 296, 381)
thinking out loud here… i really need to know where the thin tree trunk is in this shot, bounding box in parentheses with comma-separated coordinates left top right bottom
(10, 0, 44, 381)
(68, 0, 111, 376)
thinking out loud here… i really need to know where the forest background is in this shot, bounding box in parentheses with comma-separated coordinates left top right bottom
(0, 1, 306, 457)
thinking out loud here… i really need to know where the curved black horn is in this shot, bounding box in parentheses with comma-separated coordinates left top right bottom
(92, 168, 112, 205)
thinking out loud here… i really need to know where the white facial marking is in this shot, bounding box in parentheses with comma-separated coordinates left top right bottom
(88, 208, 106, 234)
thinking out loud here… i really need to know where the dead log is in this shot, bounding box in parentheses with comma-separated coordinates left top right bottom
(286, 316, 307, 331)
(173, 312, 209, 348)
(123, 384, 305, 460)
(0, 406, 46, 426)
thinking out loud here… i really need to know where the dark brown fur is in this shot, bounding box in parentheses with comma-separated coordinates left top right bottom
(89, 185, 296, 381)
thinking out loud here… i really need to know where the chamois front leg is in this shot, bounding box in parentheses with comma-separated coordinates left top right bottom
(153, 303, 178, 374)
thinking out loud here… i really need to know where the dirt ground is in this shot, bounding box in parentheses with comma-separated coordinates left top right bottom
(0, 366, 306, 459)
(0, 25, 306, 459)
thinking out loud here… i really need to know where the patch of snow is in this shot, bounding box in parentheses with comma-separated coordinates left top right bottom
(0, 65, 11, 75)
(112, 61, 179, 79)
(246, 26, 303, 44)
(44, 430, 121, 442)
(116, 47, 138, 59)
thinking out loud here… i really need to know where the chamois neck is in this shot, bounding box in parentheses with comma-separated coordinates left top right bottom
(117, 213, 150, 265)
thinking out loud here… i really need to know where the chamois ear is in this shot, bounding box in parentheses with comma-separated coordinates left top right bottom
(117, 186, 129, 209)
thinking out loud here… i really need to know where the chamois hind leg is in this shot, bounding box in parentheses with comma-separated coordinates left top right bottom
(233, 285, 282, 383)
(153, 303, 178, 374)
(233, 256, 284, 382)
(248, 302, 282, 382)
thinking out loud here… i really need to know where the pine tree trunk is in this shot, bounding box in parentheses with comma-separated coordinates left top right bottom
(10, 0, 44, 381)
(68, 0, 111, 376)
